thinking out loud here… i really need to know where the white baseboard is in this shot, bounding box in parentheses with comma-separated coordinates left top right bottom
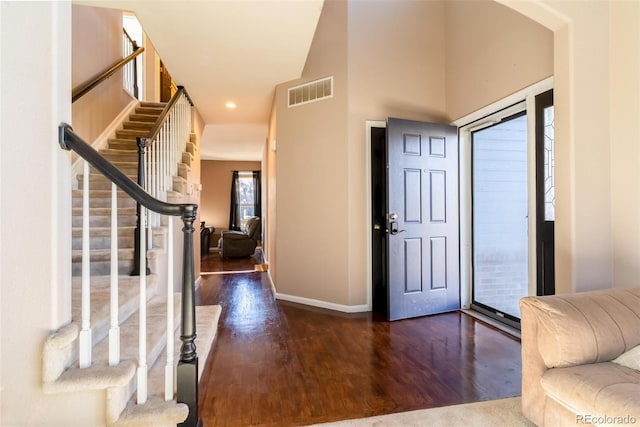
(275, 292, 370, 313)
(266, 272, 277, 300)
(71, 99, 139, 186)
(195, 275, 202, 290)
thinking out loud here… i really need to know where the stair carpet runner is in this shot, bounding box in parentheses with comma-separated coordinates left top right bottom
(44, 102, 220, 426)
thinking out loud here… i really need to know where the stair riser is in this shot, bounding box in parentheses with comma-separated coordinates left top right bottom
(72, 215, 137, 227)
(182, 153, 191, 167)
(108, 141, 139, 151)
(135, 107, 164, 116)
(90, 163, 139, 175)
(116, 129, 148, 141)
(122, 122, 154, 131)
(177, 164, 188, 180)
(71, 258, 161, 277)
(79, 180, 138, 191)
(72, 196, 137, 209)
(128, 114, 157, 123)
(102, 152, 139, 162)
(72, 233, 164, 251)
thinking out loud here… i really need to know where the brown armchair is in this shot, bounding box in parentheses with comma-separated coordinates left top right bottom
(218, 217, 261, 259)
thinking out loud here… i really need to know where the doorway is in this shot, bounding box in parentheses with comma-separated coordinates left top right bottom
(470, 109, 528, 324)
(370, 118, 460, 321)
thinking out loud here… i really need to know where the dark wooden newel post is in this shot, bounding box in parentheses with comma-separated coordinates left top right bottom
(131, 136, 150, 276)
(177, 205, 200, 427)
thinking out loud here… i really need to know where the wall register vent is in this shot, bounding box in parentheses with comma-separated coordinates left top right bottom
(288, 76, 333, 107)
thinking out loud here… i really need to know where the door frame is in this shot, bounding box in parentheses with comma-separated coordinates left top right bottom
(366, 120, 387, 312)
(454, 77, 554, 315)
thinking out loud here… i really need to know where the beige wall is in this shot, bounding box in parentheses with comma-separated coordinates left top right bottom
(275, 0, 351, 305)
(72, 5, 133, 143)
(274, 0, 554, 308)
(200, 160, 262, 236)
(609, 0, 640, 288)
(346, 0, 448, 305)
(445, 0, 554, 121)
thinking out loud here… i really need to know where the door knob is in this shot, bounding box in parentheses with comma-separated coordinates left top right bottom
(389, 221, 405, 235)
(389, 213, 398, 220)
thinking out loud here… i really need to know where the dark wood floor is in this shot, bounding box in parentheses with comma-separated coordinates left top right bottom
(201, 249, 264, 273)
(196, 272, 522, 427)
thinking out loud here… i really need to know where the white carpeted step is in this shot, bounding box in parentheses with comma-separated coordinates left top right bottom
(77, 174, 138, 191)
(72, 190, 138, 208)
(72, 206, 137, 226)
(71, 246, 162, 276)
(70, 274, 160, 360)
(122, 121, 154, 131)
(135, 106, 164, 116)
(128, 113, 159, 123)
(101, 149, 139, 163)
(113, 304, 221, 427)
(72, 226, 167, 251)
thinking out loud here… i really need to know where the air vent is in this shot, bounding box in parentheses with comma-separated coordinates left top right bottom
(288, 76, 333, 107)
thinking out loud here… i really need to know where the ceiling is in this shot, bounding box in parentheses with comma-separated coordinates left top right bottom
(76, 0, 324, 161)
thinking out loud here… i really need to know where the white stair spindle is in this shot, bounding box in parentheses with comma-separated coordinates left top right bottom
(109, 182, 120, 366)
(79, 161, 92, 368)
(137, 206, 148, 404)
(164, 218, 174, 400)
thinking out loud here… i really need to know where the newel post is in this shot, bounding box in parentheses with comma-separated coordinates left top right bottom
(177, 205, 200, 427)
(131, 136, 150, 276)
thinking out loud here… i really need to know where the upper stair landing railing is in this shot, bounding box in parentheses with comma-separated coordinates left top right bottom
(123, 29, 141, 99)
(72, 29, 144, 103)
(59, 124, 201, 427)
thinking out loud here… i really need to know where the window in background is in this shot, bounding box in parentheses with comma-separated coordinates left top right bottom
(229, 171, 261, 231)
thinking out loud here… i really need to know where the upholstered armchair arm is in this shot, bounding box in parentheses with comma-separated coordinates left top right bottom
(219, 231, 258, 259)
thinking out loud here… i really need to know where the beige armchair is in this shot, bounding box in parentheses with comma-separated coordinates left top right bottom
(218, 217, 261, 259)
(520, 288, 640, 426)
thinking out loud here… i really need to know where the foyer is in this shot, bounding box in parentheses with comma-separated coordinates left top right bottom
(196, 271, 522, 426)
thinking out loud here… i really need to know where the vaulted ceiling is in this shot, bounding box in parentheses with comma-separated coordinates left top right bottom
(76, 0, 324, 160)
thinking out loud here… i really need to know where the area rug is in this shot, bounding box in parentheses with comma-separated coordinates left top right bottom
(309, 397, 534, 427)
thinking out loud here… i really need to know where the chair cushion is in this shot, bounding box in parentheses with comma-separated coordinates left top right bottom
(542, 362, 640, 421)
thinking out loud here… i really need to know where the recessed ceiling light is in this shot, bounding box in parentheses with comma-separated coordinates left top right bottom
(225, 102, 237, 109)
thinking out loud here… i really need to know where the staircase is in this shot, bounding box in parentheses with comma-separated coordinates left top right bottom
(44, 102, 220, 427)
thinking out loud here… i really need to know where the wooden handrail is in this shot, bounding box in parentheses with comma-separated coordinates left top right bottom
(58, 123, 195, 218)
(145, 86, 195, 141)
(72, 47, 144, 103)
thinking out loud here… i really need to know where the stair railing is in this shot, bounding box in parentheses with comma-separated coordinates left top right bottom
(131, 86, 194, 276)
(72, 33, 144, 103)
(122, 29, 141, 99)
(59, 124, 201, 427)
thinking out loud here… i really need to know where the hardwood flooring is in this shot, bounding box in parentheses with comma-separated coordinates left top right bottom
(201, 249, 264, 273)
(196, 272, 522, 426)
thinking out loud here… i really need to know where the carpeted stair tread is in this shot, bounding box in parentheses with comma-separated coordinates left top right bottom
(71, 247, 161, 262)
(114, 305, 221, 427)
(71, 275, 159, 352)
(128, 113, 159, 122)
(122, 121, 154, 131)
(72, 206, 137, 216)
(91, 294, 181, 369)
(112, 397, 188, 427)
(43, 360, 136, 394)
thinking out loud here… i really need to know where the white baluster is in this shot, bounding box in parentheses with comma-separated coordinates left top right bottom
(137, 206, 148, 404)
(79, 161, 92, 368)
(109, 182, 120, 366)
(164, 218, 174, 400)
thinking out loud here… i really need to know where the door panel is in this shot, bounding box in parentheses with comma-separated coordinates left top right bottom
(387, 118, 459, 320)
